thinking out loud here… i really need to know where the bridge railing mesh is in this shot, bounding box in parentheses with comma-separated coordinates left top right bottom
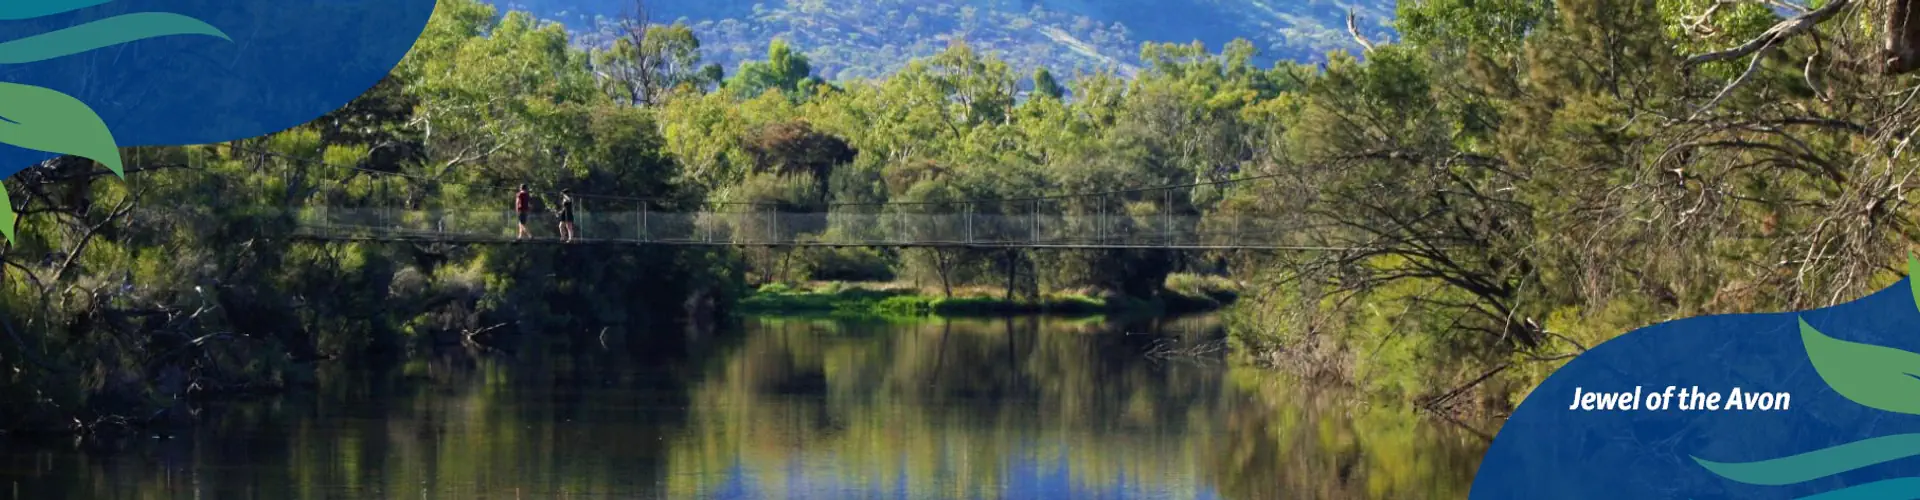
(286, 208, 1350, 249)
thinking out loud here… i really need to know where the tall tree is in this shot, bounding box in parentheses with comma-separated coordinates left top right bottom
(1032, 67, 1065, 99)
(592, 0, 712, 106)
(729, 39, 819, 98)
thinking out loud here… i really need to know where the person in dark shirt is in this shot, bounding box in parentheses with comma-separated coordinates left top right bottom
(557, 188, 576, 242)
(514, 184, 533, 240)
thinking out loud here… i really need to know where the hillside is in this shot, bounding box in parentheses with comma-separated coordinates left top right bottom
(495, 0, 1399, 80)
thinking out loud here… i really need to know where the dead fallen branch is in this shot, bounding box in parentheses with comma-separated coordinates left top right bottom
(1423, 362, 1513, 411)
(461, 322, 514, 357)
(1144, 337, 1230, 364)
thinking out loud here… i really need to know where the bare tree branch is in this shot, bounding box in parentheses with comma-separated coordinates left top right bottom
(1686, 0, 1851, 68)
(51, 190, 142, 284)
(1347, 9, 1376, 53)
(1693, 42, 1778, 120)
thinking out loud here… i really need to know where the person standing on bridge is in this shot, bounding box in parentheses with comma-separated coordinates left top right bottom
(514, 184, 534, 240)
(557, 188, 577, 243)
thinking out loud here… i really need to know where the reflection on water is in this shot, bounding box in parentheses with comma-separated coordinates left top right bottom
(0, 315, 1486, 499)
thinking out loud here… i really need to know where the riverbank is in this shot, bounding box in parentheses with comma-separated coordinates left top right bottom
(736, 274, 1242, 318)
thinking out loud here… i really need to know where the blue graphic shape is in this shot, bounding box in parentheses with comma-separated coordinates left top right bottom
(1471, 278, 1920, 499)
(0, 0, 437, 176)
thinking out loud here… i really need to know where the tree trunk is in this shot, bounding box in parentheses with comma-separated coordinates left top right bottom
(779, 248, 794, 283)
(1005, 250, 1017, 303)
(935, 249, 955, 298)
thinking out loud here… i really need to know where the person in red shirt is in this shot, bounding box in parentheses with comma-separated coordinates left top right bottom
(514, 184, 533, 240)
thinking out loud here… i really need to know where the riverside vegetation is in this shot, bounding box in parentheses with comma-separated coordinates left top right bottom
(5, 0, 1919, 434)
(737, 273, 1242, 318)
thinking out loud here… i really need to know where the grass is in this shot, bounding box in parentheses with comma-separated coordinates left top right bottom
(1164, 273, 1242, 313)
(735, 274, 1242, 319)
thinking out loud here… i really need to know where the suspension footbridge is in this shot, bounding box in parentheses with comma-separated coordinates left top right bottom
(133, 147, 1357, 251)
(286, 205, 1331, 250)
(280, 180, 1344, 251)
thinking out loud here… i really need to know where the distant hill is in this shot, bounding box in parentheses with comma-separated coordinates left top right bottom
(492, 0, 1399, 80)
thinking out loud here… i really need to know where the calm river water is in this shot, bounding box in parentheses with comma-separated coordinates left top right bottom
(0, 315, 1487, 499)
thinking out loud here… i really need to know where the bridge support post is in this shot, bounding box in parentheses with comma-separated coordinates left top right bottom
(1235, 212, 1243, 248)
(1097, 195, 1105, 245)
(965, 203, 973, 245)
(1164, 189, 1173, 247)
(1029, 200, 1037, 245)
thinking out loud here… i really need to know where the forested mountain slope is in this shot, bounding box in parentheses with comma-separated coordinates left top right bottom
(495, 0, 1398, 79)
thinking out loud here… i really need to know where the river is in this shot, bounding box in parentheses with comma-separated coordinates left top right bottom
(0, 315, 1487, 499)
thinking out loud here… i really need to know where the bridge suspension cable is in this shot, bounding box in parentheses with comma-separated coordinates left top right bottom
(111, 142, 1367, 251)
(156, 142, 1300, 209)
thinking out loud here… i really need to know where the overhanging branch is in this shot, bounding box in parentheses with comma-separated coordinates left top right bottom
(1685, 0, 1851, 68)
(1685, 0, 1853, 118)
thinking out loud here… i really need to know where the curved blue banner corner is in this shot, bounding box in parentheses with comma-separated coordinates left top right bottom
(1472, 255, 1920, 499)
(0, 0, 437, 177)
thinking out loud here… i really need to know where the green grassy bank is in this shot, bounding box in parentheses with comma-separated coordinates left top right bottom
(737, 274, 1242, 319)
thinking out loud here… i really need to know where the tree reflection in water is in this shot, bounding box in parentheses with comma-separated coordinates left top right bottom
(0, 315, 1486, 499)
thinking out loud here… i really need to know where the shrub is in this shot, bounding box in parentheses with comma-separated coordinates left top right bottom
(1166, 273, 1241, 303)
(1040, 294, 1108, 315)
(928, 296, 1004, 315)
(799, 246, 895, 282)
(875, 295, 936, 316)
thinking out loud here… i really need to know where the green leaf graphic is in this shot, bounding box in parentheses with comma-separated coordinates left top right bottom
(0, 0, 111, 21)
(0, 82, 124, 177)
(1801, 317, 1920, 415)
(1910, 252, 1920, 315)
(0, 183, 14, 244)
(0, 12, 229, 64)
(1692, 433, 1920, 486)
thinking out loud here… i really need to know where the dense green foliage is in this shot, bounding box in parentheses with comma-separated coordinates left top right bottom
(634, 0, 1920, 412)
(0, 1, 748, 433)
(1215, 0, 1920, 412)
(9, 0, 1920, 433)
